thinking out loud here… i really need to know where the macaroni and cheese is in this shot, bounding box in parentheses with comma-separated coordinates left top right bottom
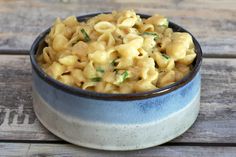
(37, 10, 196, 93)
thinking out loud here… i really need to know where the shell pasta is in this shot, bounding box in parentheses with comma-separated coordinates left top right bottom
(37, 10, 196, 93)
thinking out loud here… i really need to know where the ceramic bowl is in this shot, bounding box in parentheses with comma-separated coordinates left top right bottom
(30, 13, 202, 151)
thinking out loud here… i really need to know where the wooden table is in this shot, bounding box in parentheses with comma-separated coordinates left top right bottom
(0, 0, 235, 156)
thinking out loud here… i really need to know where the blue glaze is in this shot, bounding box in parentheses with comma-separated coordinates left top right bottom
(33, 70, 201, 124)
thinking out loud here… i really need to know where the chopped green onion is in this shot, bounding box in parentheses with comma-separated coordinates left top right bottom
(143, 32, 158, 36)
(162, 54, 170, 60)
(121, 70, 129, 81)
(91, 77, 102, 82)
(154, 36, 158, 41)
(96, 67, 105, 73)
(80, 28, 90, 42)
(142, 32, 159, 41)
(111, 59, 118, 66)
(115, 70, 129, 84)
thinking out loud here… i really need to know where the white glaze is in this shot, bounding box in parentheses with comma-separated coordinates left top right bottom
(33, 89, 200, 150)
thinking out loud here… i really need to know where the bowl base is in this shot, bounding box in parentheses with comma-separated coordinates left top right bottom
(33, 89, 200, 151)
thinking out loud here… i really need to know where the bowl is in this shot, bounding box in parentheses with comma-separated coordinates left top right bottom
(30, 13, 202, 151)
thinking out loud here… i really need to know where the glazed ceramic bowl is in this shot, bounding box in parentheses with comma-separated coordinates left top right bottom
(30, 13, 202, 151)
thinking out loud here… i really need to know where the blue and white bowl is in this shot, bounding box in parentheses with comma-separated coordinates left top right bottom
(30, 13, 202, 151)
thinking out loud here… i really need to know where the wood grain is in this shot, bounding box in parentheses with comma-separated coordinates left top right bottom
(0, 55, 235, 143)
(0, 0, 235, 56)
(1, 143, 236, 157)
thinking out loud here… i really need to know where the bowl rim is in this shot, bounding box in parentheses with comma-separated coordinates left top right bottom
(30, 12, 202, 101)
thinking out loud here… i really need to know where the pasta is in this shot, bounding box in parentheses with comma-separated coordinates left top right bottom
(37, 10, 196, 93)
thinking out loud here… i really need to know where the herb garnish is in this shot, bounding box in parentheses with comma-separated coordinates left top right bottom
(115, 70, 129, 84)
(91, 77, 102, 82)
(142, 32, 159, 41)
(121, 70, 129, 81)
(80, 28, 90, 42)
(111, 59, 118, 67)
(96, 67, 105, 73)
(162, 54, 170, 59)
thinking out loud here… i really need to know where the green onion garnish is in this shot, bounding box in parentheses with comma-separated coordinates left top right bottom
(80, 28, 90, 42)
(96, 67, 105, 73)
(162, 54, 170, 60)
(115, 70, 129, 84)
(143, 32, 158, 36)
(111, 59, 118, 67)
(142, 32, 159, 41)
(121, 70, 129, 81)
(91, 77, 102, 82)
(154, 36, 158, 41)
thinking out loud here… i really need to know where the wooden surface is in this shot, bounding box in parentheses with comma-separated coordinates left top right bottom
(0, 0, 235, 156)
(1, 143, 236, 157)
